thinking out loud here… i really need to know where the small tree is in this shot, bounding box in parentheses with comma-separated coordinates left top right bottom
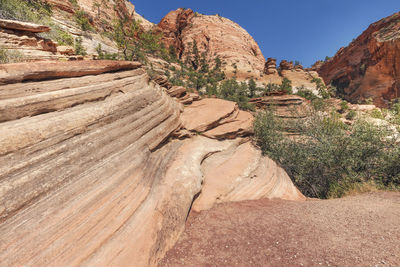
(248, 78, 257, 98)
(74, 37, 87, 56)
(280, 78, 293, 94)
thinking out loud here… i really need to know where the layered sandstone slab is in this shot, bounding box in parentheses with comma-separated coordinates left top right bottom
(0, 60, 304, 266)
(0, 19, 50, 33)
(181, 98, 239, 132)
(192, 140, 305, 212)
(0, 60, 183, 266)
(0, 60, 141, 84)
(316, 12, 400, 107)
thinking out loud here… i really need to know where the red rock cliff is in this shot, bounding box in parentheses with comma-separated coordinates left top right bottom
(316, 12, 400, 107)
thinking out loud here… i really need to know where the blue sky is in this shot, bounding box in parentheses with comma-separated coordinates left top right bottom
(131, 0, 399, 67)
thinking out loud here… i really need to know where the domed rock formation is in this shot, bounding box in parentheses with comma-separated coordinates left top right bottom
(157, 8, 266, 79)
(316, 11, 400, 107)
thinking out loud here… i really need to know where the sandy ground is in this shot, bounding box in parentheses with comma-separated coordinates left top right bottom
(160, 192, 400, 267)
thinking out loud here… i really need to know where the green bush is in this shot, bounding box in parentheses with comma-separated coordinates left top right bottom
(0, 0, 52, 24)
(0, 48, 24, 64)
(280, 78, 293, 94)
(339, 100, 349, 113)
(74, 37, 87, 56)
(371, 108, 384, 119)
(75, 10, 92, 31)
(296, 88, 318, 101)
(254, 110, 399, 198)
(346, 110, 357, 120)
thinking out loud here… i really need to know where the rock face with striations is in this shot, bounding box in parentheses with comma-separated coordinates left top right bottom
(157, 8, 266, 79)
(0, 60, 304, 266)
(316, 11, 400, 107)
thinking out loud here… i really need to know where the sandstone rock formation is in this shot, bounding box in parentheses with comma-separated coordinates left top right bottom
(0, 19, 59, 61)
(180, 98, 253, 139)
(0, 60, 182, 266)
(0, 60, 304, 266)
(264, 57, 278, 75)
(316, 11, 400, 107)
(0, 18, 50, 33)
(250, 95, 310, 119)
(157, 8, 266, 79)
(192, 140, 305, 212)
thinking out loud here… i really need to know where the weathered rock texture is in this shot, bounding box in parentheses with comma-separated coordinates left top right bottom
(0, 19, 60, 61)
(0, 61, 304, 266)
(0, 60, 183, 266)
(180, 98, 253, 139)
(157, 8, 266, 79)
(316, 11, 400, 107)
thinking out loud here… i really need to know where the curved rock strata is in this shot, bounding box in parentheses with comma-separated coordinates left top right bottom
(0, 60, 182, 266)
(0, 61, 304, 266)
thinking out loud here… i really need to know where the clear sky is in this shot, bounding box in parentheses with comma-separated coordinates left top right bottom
(131, 0, 399, 67)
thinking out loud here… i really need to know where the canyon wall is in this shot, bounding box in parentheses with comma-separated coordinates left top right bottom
(316, 12, 400, 107)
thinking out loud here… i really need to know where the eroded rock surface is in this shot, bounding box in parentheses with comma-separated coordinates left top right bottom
(0, 60, 182, 266)
(157, 8, 266, 79)
(0, 61, 304, 266)
(316, 11, 400, 107)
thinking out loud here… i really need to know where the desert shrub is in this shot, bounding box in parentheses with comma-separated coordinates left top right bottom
(312, 77, 330, 99)
(346, 110, 357, 120)
(296, 88, 318, 101)
(371, 108, 384, 119)
(263, 83, 280, 95)
(0, 48, 24, 63)
(254, 110, 399, 198)
(0, 0, 52, 23)
(74, 37, 87, 56)
(75, 10, 93, 31)
(280, 78, 293, 94)
(47, 27, 74, 46)
(311, 98, 326, 111)
(339, 100, 349, 113)
(218, 78, 255, 111)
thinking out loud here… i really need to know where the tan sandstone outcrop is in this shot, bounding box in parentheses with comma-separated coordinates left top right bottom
(0, 19, 59, 61)
(157, 8, 266, 79)
(0, 60, 183, 266)
(0, 60, 304, 266)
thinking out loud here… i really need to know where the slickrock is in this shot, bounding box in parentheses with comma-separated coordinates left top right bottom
(0, 60, 141, 84)
(157, 8, 266, 79)
(0, 60, 182, 266)
(0, 19, 50, 33)
(316, 11, 400, 107)
(192, 141, 305, 212)
(203, 110, 254, 139)
(0, 60, 305, 266)
(181, 98, 239, 132)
